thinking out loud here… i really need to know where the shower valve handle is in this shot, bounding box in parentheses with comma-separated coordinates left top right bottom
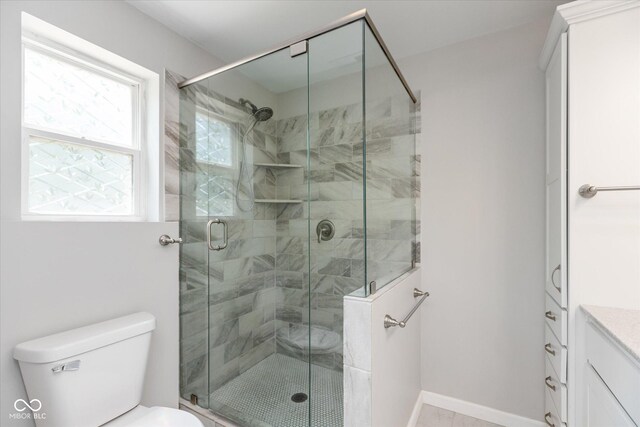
(316, 220, 335, 243)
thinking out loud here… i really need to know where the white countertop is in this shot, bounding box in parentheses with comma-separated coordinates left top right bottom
(582, 305, 640, 364)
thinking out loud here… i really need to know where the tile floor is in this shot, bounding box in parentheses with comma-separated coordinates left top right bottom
(208, 353, 343, 427)
(415, 404, 503, 427)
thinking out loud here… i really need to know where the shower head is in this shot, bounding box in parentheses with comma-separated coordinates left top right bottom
(239, 98, 273, 122)
(253, 107, 273, 122)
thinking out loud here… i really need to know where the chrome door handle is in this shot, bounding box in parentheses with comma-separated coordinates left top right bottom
(545, 311, 556, 321)
(544, 412, 555, 427)
(551, 264, 561, 292)
(545, 343, 556, 356)
(159, 235, 183, 246)
(545, 376, 556, 391)
(207, 219, 228, 251)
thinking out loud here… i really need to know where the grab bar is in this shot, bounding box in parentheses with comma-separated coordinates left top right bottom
(384, 288, 429, 328)
(579, 184, 640, 198)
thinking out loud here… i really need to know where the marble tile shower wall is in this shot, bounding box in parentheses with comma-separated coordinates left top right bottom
(273, 95, 420, 371)
(167, 69, 420, 398)
(172, 72, 281, 402)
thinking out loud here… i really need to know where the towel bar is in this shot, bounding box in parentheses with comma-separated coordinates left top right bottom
(384, 288, 429, 328)
(579, 184, 640, 198)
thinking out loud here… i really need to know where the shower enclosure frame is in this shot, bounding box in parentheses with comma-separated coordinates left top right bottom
(178, 8, 418, 426)
(177, 9, 417, 104)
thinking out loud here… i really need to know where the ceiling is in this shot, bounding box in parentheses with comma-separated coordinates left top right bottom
(129, 0, 567, 66)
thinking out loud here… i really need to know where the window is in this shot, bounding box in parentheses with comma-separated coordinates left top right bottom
(194, 108, 236, 217)
(22, 39, 144, 218)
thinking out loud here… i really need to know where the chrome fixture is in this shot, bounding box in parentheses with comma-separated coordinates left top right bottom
(51, 360, 80, 373)
(290, 40, 307, 57)
(551, 264, 561, 292)
(159, 235, 183, 246)
(236, 98, 274, 212)
(369, 281, 377, 295)
(544, 412, 555, 427)
(239, 98, 274, 121)
(207, 219, 228, 251)
(384, 288, 429, 328)
(177, 9, 417, 103)
(579, 184, 640, 198)
(545, 311, 557, 321)
(316, 219, 335, 243)
(544, 343, 556, 356)
(545, 376, 556, 392)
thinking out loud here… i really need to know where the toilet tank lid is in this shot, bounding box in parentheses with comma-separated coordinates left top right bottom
(13, 312, 156, 364)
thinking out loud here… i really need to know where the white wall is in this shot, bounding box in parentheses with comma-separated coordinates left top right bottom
(0, 1, 222, 425)
(398, 20, 548, 420)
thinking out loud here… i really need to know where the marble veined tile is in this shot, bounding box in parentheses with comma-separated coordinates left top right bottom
(343, 298, 370, 370)
(343, 365, 371, 427)
(415, 404, 504, 427)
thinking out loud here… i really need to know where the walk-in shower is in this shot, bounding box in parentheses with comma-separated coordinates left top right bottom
(178, 9, 418, 426)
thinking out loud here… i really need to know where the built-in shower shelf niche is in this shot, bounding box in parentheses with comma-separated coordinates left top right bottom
(254, 163, 303, 169)
(254, 199, 303, 204)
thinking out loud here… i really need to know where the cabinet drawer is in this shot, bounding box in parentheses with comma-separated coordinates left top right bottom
(544, 388, 565, 427)
(587, 322, 640, 423)
(545, 355, 567, 422)
(545, 292, 567, 345)
(545, 323, 567, 384)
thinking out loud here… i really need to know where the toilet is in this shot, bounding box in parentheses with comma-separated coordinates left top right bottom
(13, 312, 202, 427)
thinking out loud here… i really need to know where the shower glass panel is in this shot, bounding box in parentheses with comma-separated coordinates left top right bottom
(178, 12, 417, 427)
(363, 25, 417, 290)
(307, 24, 364, 421)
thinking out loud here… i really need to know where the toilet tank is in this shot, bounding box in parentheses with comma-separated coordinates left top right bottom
(13, 312, 156, 427)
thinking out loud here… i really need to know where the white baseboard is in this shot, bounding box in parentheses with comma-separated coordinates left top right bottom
(406, 391, 425, 427)
(408, 391, 545, 427)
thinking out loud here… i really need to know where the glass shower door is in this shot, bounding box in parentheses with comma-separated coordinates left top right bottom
(180, 47, 312, 427)
(306, 20, 365, 427)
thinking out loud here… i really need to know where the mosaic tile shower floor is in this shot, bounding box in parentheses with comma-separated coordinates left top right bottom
(209, 354, 343, 427)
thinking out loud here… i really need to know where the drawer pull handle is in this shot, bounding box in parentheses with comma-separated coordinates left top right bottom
(545, 376, 556, 391)
(545, 343, 556, 356)
(551, 264, 561, 292)
(544, 412, 555, 427)
(545, 311, 556, 321)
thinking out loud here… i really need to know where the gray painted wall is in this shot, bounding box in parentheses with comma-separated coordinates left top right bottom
(399, 20, 548, 420)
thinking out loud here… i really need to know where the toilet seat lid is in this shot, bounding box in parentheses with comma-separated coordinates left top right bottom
(105, 406, 203, 427)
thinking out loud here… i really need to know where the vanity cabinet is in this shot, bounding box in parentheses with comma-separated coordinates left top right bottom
(541, 1, 640, 425)
(585, 367, 635, 427)
(585, 320, 639, 426)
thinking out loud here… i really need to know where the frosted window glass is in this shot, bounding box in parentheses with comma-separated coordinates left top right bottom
(195, 170, 234, 217)
(28, 136, 133, 215)
(24, 47, 134, 147)
(195, 111, 233, 167)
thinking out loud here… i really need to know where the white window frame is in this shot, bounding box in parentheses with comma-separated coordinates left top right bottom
(21, 36, 147, 221)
